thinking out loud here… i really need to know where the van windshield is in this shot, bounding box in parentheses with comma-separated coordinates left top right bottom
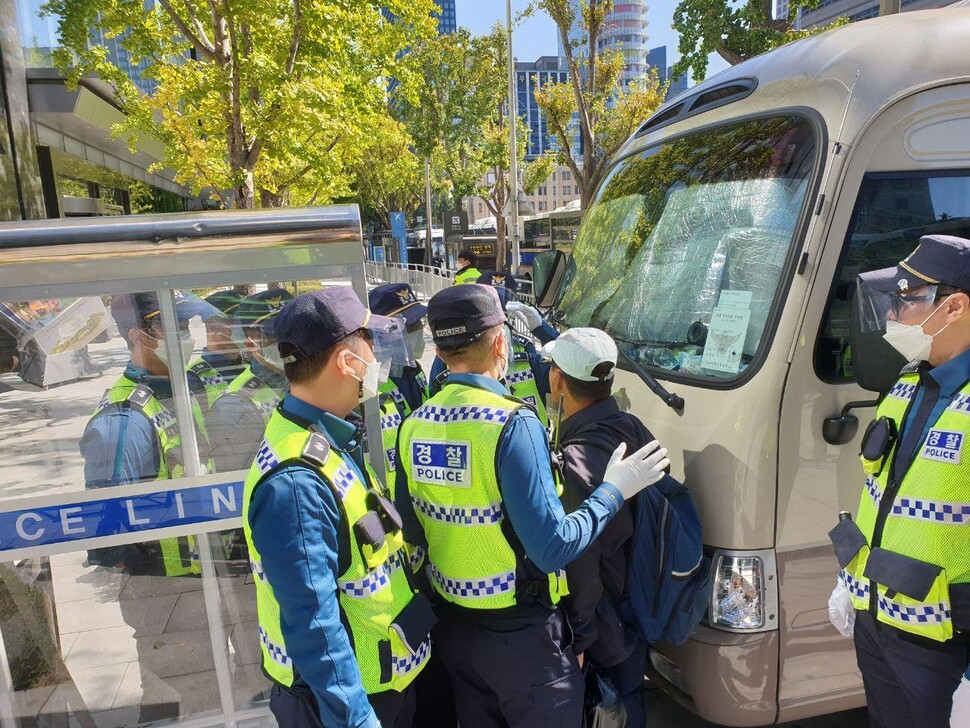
(561, 115, 817, 381)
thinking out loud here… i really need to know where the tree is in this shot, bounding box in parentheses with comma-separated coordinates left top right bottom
(44, 0, 436, 208)
(534, 0, 666, 211)
(671, 0, 848, 82)
(396, 24, 556, 266)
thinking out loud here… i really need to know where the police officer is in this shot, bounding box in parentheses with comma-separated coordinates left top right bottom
(186, 289, 246, 410)
(368, 283, 431, 476)
(831, 235, 970, 728)
(452, 249, 482, 285)
(243, 288, 434, 728)
(395, 284, 669, 728)
(429, 271, 558, 425)
(205, 289, 292, 473)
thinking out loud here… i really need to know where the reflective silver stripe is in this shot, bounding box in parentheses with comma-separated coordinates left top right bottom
(339, 553, 402, 598)
(411, 404, 513, 425)
(949, 393, 970, 414)
(412, 497, 504, 526)
(392, 635, 432, 678)
(888, 382, 917, 400)
(381, 412, 403, 431)
(430, 563, 516, 599)
(841, 568, 870, 601)
(891, 497, 970, 525)
(332, 463, 357, 498)
(254, 440, 280, 474)
(507, 368, 534, 385)
(865, 476, 883, 507)
(259, 626, 291, 667)
(408, 546, 426, 572)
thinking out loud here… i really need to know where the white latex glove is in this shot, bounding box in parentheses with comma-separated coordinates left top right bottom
(828, 579, 855, 638)
(602, 440, 669, 501)
(506, 300, 544, 331)
(952, 677, 970, 728)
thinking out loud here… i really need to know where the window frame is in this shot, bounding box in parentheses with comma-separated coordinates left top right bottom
(812, 167, 970, 385)
(565, 107, 829, 391)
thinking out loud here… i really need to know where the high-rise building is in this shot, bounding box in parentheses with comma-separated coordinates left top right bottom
(647, 46, 690, 101)
(515, 56, 570, 160)
(775, 0, 790, 20)
(433, 0, 457, 34)
(795, 0, 948, 28)
(559, 1, 650, 87)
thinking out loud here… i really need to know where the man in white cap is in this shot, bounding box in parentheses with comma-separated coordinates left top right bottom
(544, 328, 661, 727)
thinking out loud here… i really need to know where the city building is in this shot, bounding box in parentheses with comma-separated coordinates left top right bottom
(559, 0, 650, 88)
(647, 46, 690, 100)
(796, 0, 948, 27)
(0, 0, 191, 222)
(433, 0, 457, 34)
(776, 0, 790, 20)
(516, 56, 570, 159)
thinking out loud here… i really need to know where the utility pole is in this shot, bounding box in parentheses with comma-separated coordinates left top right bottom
(425, 158, 434, 267)
(879, 0, 901, 13)
(506, 0, 520, 275)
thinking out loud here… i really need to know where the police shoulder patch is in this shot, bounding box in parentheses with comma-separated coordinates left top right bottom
(302, 433, 331, 467)
(920, 429, 964, 465)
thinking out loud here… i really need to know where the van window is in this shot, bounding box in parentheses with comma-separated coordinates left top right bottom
(560, 116, 817, 382)
(816, 172, 970, 382)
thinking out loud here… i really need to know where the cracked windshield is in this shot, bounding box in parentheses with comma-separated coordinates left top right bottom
(561, 116, 817, 380)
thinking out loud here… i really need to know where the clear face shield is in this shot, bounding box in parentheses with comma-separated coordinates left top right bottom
(370, 316, 415, 381)
(856, 279, 940, 333)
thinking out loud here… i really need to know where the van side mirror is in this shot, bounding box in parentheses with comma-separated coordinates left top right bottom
(532, 250, 575, 309)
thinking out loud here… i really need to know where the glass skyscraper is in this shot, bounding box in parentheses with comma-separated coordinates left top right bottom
(433, 0, 457, 34)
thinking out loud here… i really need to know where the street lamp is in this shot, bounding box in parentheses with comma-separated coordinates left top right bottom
(506, 0, 520, 275)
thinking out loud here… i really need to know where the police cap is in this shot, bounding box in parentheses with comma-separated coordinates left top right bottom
(859, 235, 970, 293)
(427, 284, 506, 344)
(234, 289, 294, 336)
(368, 283, 427, 326)
(111, 291, 218, 336)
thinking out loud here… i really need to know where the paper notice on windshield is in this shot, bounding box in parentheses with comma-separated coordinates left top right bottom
(717, 290, 753, 310)
(701, 307, 750, 374)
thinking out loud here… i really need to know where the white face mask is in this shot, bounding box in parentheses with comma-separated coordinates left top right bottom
(151, 330, 194, 369)
(883, 295, 954, 362)
(408, 329, 426, 360)
(348, 350, 382, 401)
(497, 327, 513, 381)
(261, 343, 284, 372)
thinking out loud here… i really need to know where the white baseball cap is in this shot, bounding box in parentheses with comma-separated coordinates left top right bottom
(542, 328, 618, 382)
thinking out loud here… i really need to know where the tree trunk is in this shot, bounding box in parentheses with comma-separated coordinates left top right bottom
(496, 215, 507, 272)
(260, 188, 287, 207)
(234, 168, 256, 209)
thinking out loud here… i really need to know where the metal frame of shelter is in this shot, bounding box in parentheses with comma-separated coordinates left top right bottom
(0, 206, 375, 728)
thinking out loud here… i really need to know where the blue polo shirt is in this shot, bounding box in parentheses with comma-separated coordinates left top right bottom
(394, 372, 624, 580)
(247, 394, 378, 728)
(893, 348, 970, 478)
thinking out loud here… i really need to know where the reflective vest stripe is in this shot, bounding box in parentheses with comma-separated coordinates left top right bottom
(381, 412, 403, 431)
(506, 368, 534, 386)
(393, 638, 432, 678)
(251, 559, 267, 583)
(949, 394, 970, 413)
(408, 546, 425, 574)
(412, 497, 504, 526)
(259, 626, 291, 667)
(255, 441, 281, 474)
(430, 563, 516, 599)
(411, 405, 513, 424)
(841, 568, 870, 601)
(878, 594, 951, 626)
(891, 497, 970, 525)
(865, 476, 883, 507)
(888, 382, 917, 400)
(339, 553, 403, 598)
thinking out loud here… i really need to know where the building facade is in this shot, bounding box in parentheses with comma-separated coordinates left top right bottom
(796, 0, 949, 27)
(647, 45, 690, 100)
(433, 0, 457, 34)
(559, 0, 650, 88)
(516, 56, 570, 160)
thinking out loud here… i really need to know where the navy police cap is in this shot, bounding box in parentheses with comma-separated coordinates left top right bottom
(860, 235, 970, 293)
(368, 283, 427, 326)
(427, 284, 506, 343)
(275, 287, 396, 364)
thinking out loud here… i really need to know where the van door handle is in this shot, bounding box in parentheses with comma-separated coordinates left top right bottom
(823, 399, 881, 446)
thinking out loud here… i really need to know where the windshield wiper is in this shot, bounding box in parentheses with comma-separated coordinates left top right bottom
(612, 337, 685, 413)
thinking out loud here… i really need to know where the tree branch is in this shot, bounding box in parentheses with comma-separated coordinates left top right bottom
(285, 0, 302, 76)
(156, 0, 216, 59)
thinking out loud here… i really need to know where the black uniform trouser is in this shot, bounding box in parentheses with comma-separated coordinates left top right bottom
(854, 610, 969, 728)
(269, 679, 416, 728)
(598, 641, 649, 728)
(434, 607, 585, 728)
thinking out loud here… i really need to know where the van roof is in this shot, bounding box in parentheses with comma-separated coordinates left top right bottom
(625, 9, 970, 156)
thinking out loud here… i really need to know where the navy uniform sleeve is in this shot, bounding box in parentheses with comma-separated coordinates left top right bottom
(205, 395, 268, 473)
(529, 353, 552, 403)
(250, 466, 380, 728)
(429, 356, 447, 396)
(497, 409, 622, 574)
(531, 320, 559, 345)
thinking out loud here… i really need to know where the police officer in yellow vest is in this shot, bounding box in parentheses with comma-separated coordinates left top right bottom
(830, 235, 970, 728)
(185, 289, 247, 410)
(243, 288, 435, 728)
(394, 284, 669, 728)
(452, 249, 482, 285)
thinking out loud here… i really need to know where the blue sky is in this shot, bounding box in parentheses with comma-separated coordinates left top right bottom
(453, 0, 728, 83)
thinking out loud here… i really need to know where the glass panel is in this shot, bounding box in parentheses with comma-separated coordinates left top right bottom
(561, 116, 817, 381)
(816, 172, 970, 381)
(1, 546, 221, 727)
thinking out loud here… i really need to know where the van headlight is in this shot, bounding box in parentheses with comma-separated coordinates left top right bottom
(709, 549, 778, 633)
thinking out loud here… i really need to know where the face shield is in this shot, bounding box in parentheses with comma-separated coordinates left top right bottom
(857, 279, 939, 333)
(369, 316, 415, 379)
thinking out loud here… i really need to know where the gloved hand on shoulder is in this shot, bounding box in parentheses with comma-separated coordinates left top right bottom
(506, 301, 544, 332)
(602, 440, 669, 501)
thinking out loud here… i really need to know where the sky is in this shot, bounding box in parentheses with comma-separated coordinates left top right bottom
(453, 0, 729, 84)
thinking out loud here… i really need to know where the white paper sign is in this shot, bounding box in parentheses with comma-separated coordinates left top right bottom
(701, 307, 751, 374)
(717, 290, 753, 310)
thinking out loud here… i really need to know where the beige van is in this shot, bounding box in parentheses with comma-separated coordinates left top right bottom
(536, 10, 970, 725)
